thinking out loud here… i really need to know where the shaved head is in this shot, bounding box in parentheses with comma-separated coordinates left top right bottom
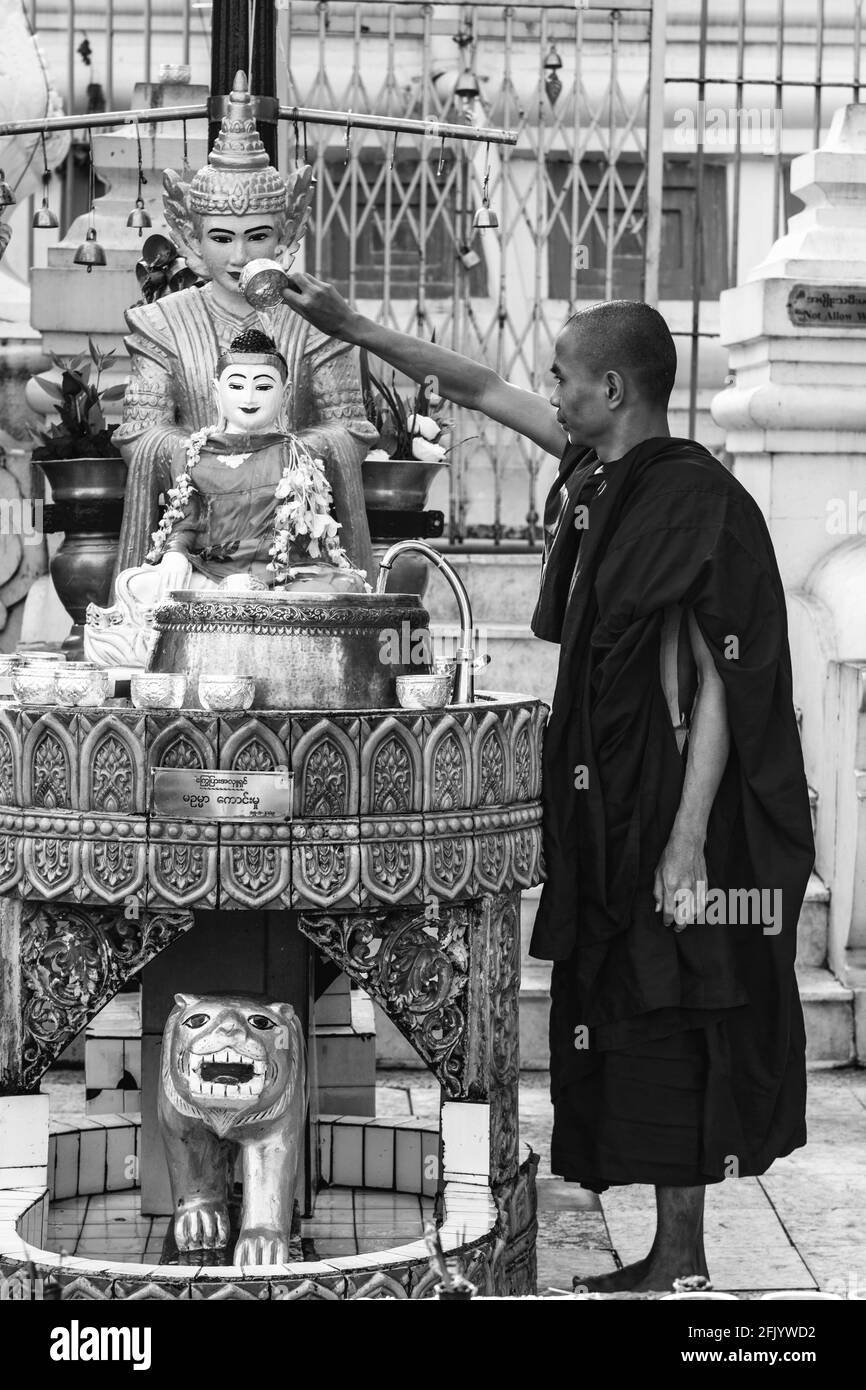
(560, 300, 678, 408)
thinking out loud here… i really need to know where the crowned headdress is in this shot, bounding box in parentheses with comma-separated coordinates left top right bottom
(162, 70, 313, 279)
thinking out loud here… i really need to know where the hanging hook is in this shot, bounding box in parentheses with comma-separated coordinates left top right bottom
(345, 110, 352, 165)
(292, 106, 301, 168)
(302, 120, 310, 165)
(389, 131, 398, 172)
(437, 135, 446, 178)
(134, 119, 147, 193)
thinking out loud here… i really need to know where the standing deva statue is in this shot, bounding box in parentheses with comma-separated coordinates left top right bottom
(85, 70, 377, 666)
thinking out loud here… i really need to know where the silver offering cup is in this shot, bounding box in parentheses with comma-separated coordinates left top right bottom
(239, 258, 291, 310)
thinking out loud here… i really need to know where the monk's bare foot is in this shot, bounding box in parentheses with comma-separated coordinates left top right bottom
(574, 1256, 710, 1295)
(573, 1259, 649, 1293)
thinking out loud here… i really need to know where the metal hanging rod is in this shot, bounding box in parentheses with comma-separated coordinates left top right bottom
(0, 102, 517, 147)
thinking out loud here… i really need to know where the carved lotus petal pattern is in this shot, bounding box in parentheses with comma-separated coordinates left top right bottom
(234, 738, 275, 773)
(301, 842, 348, 894)
(514, 728, 531, 801)
(32, 836, 71, 886)
(432, 733, 465, 811)
(92, 734, 134, 814)
(157, 843, 204, 891)
(431, 835, 466, 888)
(160, 734, 204, 770)
(480, 730, 506, 806)
(32, 730, 69, 809)
(372, 736, 411, 814)
(230, 844, 277, 891)
(370, 839, 412, 890)
(0, 729, 14, 805)
(305, 738, 348, 817)
(91, 839, 138, 891)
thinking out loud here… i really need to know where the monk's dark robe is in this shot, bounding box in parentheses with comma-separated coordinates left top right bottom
(530, 436, 814, 1191)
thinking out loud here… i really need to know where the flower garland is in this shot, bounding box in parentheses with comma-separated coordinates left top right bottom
(146, 426, 354, 582)
(268, 434, 352, 584)
(146, 426, 214, 564)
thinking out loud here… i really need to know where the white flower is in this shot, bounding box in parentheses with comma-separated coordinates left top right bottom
(365, 448, 392, 462)
(411, 436, 448, 464)
(407, 413, 440, 441)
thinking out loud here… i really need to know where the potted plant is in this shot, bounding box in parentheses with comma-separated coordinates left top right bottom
(360, 351, 453, 596)
(29, 337, 128, 656)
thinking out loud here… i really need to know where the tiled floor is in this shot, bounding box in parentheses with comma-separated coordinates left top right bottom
(45, 1187, 433, 1264)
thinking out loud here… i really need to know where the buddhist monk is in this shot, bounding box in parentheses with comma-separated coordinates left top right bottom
(281, 276, 814, 1293)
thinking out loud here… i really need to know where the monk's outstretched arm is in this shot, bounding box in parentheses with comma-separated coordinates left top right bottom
(281, 272, 565, 458)
(654, 610, 730, 927)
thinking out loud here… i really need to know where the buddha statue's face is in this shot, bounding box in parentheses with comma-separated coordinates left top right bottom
(192, 214, 286, 301)
(216, 362, 285, 434)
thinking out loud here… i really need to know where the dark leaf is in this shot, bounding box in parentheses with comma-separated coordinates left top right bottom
(100, 383, 127, 401)
(33, 376, 65, 402)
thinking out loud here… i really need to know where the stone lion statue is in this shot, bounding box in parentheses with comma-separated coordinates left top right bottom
(158, 991, 307, 1267)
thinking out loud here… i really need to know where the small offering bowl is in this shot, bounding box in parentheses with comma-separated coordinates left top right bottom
(12, 655, 65, 704)
(130, 672, 187, 710)
(198, 674, 255, 711)
(239, 258, 291, 310)
(395, 674, 452, 709)
(54, 664, 110, 707)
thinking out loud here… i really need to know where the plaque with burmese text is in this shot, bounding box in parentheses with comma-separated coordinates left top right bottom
(151, 767, 293, 820)
(788, 283, 866, 327)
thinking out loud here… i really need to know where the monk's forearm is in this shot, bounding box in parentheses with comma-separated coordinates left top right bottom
(340, 310, 496, 411)
(670, 677, 730, 845)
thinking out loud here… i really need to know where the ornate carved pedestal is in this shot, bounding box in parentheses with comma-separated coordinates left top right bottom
(0, 691, 546, 1298)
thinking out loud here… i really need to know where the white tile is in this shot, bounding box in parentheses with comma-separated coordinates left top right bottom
(106, 1126, 137, 1190)
(0, 1165, 48, 1188)
(395, 1129, 422, 1195)
(441, 1100, 490, 1183)
(0, 1095, 50, 1167)
(77, 1127, 108, 1197)
(85, 1037, 124, 1089)
(363, 1126, 395, 1190)
(421, 1130, 441, 1198)
(122, 1039, 142, 1087)
(53, 1132, 80, 1201)
(331, 1124, 364, 1188)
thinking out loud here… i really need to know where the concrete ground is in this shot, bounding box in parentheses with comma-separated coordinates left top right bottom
(42, 1064, 866, 1297)
(379, 1066, 866, 1297)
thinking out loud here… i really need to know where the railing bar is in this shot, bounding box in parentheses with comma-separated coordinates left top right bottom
(730, 0, 746, 287)
(772, 0, 785, 240)
(0, 106, 517, 144)
(643, 0, 665, 305)
(106, 0, 114, 111)
(688, 0, 709, 440)
(814, 0, 825, 146)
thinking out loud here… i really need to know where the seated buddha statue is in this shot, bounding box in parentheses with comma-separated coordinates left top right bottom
(84, 329, 366, 667)
(111, 69, 376, 585)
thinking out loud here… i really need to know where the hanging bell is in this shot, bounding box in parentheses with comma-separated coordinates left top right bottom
(32, 199, 59, 229)
(454, 65, 480, 100)
(472, 204, 499, 231)
(126, 198, 152, 234)
(73, 226, 107, 272)
(0, 170, 15, 208)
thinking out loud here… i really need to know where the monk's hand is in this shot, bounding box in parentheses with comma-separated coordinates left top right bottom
(653, 832, 708, 931)
(280, 270, 353, 337)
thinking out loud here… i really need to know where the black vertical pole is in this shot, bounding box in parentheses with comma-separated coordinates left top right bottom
(209, 0, 278, 164)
